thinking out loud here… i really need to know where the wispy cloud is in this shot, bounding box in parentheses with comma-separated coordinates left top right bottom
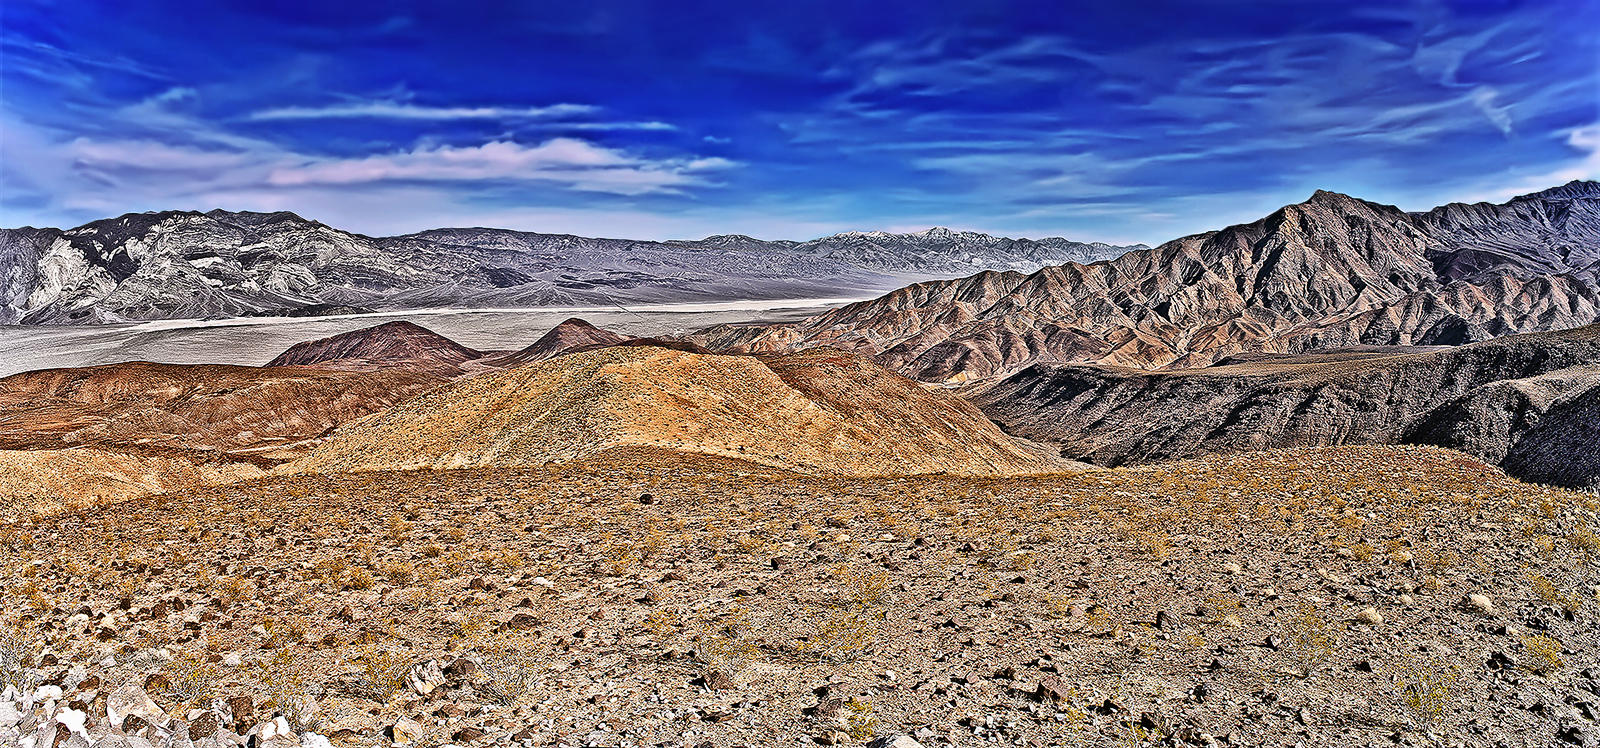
(266, 138, 735, 194)
(246, 100, 678, 131)
(248, 101, 599, 121)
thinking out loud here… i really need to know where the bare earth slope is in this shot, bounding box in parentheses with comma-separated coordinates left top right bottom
(969, 324, 1600, 488)
(0, 447, 261, 516)
(286, 346, 1072, 477)
(696, 182, 1600, 381)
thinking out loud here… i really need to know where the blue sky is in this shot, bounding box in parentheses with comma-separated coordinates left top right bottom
(2, 0, 1597, 244)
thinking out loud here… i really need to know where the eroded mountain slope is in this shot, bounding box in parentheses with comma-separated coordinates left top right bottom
(0, 210, 1140, 324)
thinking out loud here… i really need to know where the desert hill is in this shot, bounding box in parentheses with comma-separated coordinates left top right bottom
(695, 182, 1600, 381)
(481, 317, 630, 366)
(0, 360, 444, 455)
(286, 345, 1073, 477)
(265, 320, 486, 375)
(969, 323, 1600, 488)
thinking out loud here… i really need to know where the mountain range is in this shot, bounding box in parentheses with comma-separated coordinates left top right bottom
(697, 180, 1600, 380)
(0, 212, 1140, 324)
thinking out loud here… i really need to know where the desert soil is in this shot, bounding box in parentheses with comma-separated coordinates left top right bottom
(4, 445, 1600, 747)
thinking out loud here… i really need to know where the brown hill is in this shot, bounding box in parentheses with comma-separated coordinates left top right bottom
(285, 345, 1073, 477)
(266, 320, 484, 374)
(481, 317, 630, 366)
(968, 324, 1600, 489)
(695, 184, 1600, 381)
(0, 361, 443, 455)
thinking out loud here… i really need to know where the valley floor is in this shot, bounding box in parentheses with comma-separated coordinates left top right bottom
(3, 445, 1599, 748)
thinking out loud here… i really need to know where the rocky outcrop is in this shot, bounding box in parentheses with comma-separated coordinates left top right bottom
(0, 209, 1143, 324)
(697, 182, 1600, 381)
(968, 324, 1600, 488)
(285, 345, 1076, 477)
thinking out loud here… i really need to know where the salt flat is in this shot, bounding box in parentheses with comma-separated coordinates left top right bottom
(0, 297, 863, 376)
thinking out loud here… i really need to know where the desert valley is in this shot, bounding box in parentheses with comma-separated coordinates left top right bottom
(3, 181, 1600, 748)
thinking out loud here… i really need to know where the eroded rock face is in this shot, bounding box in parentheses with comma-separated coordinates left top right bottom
(967, 323, 1600, 488)
(695, 182, 1600, 381)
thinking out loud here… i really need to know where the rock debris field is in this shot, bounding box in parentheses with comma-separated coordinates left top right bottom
(3, 445, 1599, 748)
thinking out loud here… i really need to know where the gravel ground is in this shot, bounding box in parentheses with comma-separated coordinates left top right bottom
(3, 445, 1598, 748)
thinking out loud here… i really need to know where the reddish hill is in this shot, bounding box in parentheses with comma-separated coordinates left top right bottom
(485, 317, 628, 367)
(0, 361, 443, 455)
(266, 320, 484, 374)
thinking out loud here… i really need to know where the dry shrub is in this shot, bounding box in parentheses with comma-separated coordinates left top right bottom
(473, 633, 543, 706)
(1391, 652, 1459, 726)
(1521, 634, 1564, 675)
(352, 645, 410, 703)
(159, 649, 221, 706)
(253, 650, 320, 732)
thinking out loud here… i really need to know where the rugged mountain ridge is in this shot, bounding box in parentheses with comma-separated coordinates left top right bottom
(0, 210, 1141, 324)
(968, 324, 1600, 489)
(695, 181, 1600, 380)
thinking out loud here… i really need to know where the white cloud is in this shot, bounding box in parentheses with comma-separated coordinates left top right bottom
(249, 101, 598, 121)
(1466, 123, 1600, 202)
(246, 100, 677, 131)
(264, 138, 736, 194)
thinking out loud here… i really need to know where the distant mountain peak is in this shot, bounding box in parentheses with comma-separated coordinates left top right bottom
(1521, 179, 1600, 201)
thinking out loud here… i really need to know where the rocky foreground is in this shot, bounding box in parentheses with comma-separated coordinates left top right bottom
(3, 445, 1599, 748)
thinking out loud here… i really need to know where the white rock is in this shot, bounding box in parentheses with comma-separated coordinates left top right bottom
(405, 660, 444, 696)
(867, 735, 927, 748)
(0, 699, 21, 727)
(55, 707, 87, 737)
(106, 685, 163, 730)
